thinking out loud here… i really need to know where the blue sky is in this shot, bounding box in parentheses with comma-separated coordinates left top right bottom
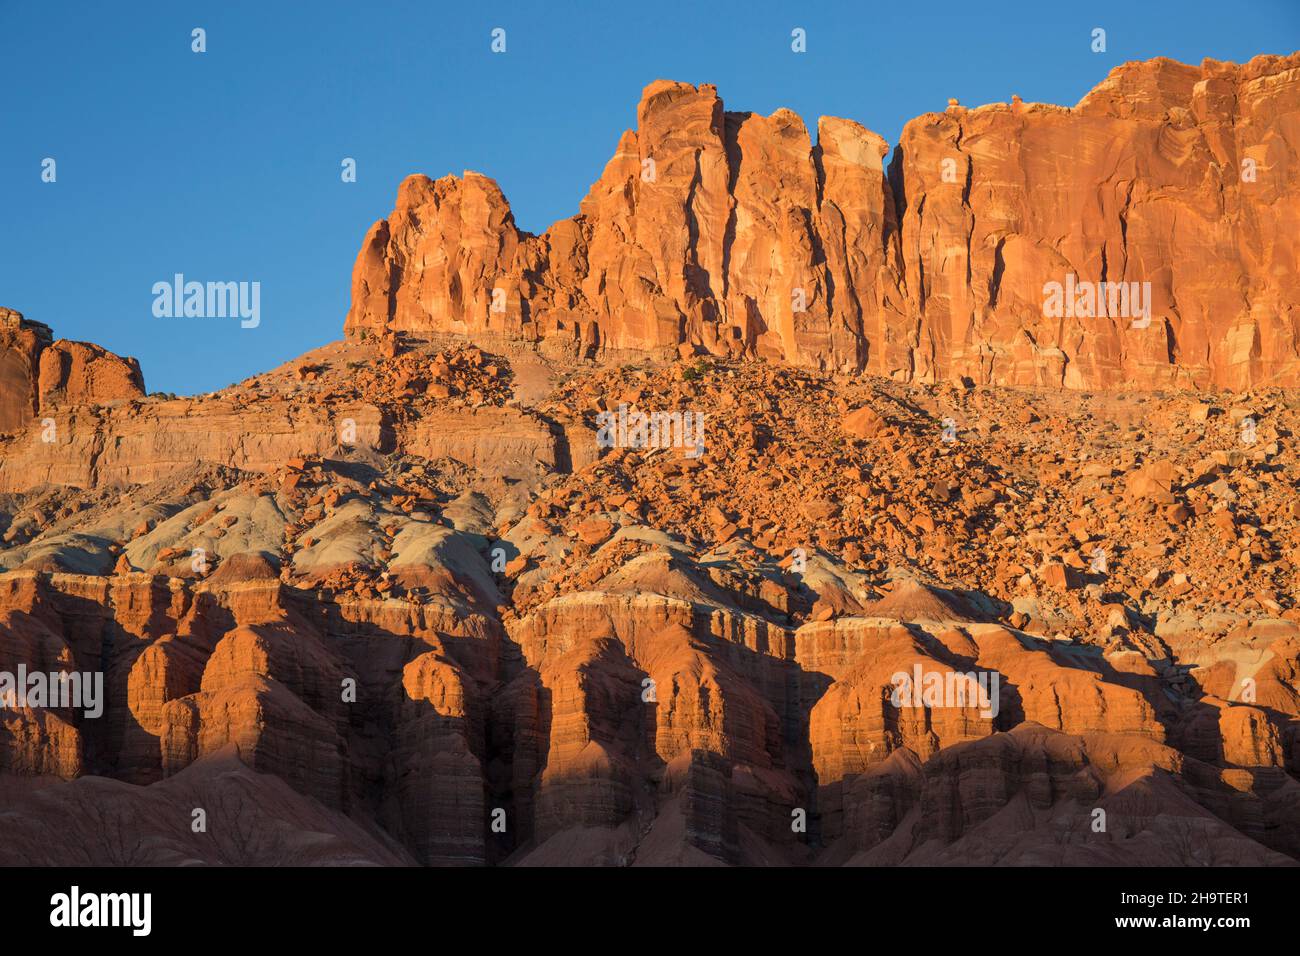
(2, 0, 1296, 394)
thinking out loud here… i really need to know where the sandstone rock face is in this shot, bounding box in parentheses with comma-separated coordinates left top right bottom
(0, 308, 144, 435)
(347, 53, 1300, 390)
(892, 54, 1300, 390)
(37, 339, 145, 409)
(346, 80, 903, 373)
(0, 309, 52, 434)
(0, 340, 548, 493)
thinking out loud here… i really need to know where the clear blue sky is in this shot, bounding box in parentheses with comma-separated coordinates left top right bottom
(2, 0, 1296, 394)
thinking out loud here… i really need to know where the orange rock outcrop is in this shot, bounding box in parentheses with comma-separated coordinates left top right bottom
(347, 54, 1300, 390)
(0, 307, 145, 435)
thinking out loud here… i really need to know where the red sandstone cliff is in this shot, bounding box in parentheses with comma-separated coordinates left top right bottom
(0, 308, 145, 435)
(346, 54, 1300, 390)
